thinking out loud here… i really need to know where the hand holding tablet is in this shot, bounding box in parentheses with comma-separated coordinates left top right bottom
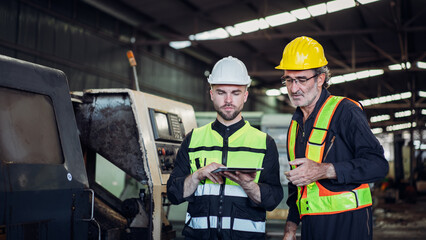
(211, 167, 264, 173)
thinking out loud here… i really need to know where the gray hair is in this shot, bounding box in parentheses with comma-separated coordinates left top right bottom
(314, 66, 331, 89)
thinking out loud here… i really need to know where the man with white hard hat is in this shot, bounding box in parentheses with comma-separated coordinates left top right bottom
(168, 56, 283, 239)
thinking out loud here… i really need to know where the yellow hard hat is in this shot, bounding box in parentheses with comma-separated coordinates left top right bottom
(275, 36, 328, 70)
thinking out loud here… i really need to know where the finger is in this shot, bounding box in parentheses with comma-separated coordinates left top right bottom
(207, 173, 223, 184)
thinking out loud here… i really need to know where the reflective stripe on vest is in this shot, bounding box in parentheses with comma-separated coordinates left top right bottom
(186, 121, 267, 232)
(195, 184, 248, 198)
(185, 214, 265, 233)
(287, 96, 372, 218)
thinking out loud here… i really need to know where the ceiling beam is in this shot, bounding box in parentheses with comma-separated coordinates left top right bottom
(362, 38, 400, 64)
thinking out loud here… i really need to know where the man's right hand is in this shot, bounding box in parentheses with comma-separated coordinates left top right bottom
(192, 162, 225, 184)
(183, 162, 225, 198)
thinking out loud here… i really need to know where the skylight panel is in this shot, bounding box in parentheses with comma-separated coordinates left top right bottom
(265, 12, 297, 27)
(235, 19, 265, 33)
(417, 61, 426, 69)
(357, 0, 381, 4)
(307, 3, 327, 17)
(327, 0, 356, 13)
(225, 26, 242, 36)
(360, 92, 411, 106)
(290, 8, 311, 20)
(190, 28, 229, 41)
(169, 0, 382, 49)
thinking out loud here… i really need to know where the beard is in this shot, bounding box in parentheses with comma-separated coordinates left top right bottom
(289, 81, 319, 107)
(214, 103, 243, 121)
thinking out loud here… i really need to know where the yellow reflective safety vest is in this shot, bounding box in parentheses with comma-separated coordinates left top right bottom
(185, 121, 267, 235)
(188, 121, 266, 185)
(287, 95, 372, 218)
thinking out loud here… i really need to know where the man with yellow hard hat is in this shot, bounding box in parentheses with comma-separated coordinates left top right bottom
(276, 36, 389, 240)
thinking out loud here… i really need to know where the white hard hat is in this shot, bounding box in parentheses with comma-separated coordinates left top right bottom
(208, 56, 251, 86)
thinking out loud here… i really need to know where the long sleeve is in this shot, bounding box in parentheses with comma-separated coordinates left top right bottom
(286, 182, 300, 225)
(331, 101, 389, 185)
(166, 131, 193, 204)
(256, 135, 284, 211)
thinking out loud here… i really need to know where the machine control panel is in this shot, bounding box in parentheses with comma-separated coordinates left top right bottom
(155, 142, 180, 174)
(149, 108, 185, 142)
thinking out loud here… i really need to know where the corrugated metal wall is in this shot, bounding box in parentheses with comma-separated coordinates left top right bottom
(0, 0, 209, 110)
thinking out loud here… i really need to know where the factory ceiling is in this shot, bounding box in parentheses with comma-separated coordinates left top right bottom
(43, 0, 426, 133)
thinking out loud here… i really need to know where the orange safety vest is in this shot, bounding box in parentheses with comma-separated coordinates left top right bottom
(287, 95, 372, 218)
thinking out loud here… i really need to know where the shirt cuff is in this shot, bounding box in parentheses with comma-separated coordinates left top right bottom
(331, 162, 345, 184)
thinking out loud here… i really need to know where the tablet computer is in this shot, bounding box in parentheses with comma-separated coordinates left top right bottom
(211, 167, 264, 173)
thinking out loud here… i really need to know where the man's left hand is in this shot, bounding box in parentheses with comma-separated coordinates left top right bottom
(220, 171, 256, 188)
(285, 158, 336, 186)
(220, 171, 261, 204)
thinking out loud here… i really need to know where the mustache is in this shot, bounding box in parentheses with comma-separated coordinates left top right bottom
(291, 90, 304, 95)
(221, 104, 235, 108)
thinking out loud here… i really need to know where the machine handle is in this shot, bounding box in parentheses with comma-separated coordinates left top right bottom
(82, 189, 101, 240)
(82, 188, 95, 221)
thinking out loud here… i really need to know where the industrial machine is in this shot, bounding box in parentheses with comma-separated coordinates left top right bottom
(0, 55, 91, 239)
(0, 54, 197, 239)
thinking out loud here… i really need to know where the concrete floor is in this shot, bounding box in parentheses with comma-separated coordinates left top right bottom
(373, 195, 426, 240)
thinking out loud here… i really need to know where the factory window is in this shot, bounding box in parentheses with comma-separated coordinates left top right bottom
(0, 87, 64, 164)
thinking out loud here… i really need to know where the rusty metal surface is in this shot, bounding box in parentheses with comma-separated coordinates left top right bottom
(74, 92, 149, 182)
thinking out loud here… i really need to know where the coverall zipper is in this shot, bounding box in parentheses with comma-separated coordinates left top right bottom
(217, 127, 229, 238)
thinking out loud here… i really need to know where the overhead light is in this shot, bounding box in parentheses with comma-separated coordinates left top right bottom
(355, 70, 370, 79)
(370, 114, 390, 123)
(307, 3, 327, 16)
(169, 41, 191, 49)
(265, 12, 297, 27)
(327, 0, 356, 13)
(171, 0, 382, 49)
(357, 0, 381, 4)
(235, 19, 268, 33)
(329, 69, 383, 85)
(419, 91, 426, 97)
(225, 26, 242, 36)
(342, 73, 357, 81)
(401, 92, 411, 98)
(258, 18, 270, 29)
(388, 62, 411, 70)
(371, 128, 383, 134)
(360, 92, 411, 106)
(266, 89, 281, 96)
(280, 87, 288, 95)
(290, 8, 311, 20)
(395, 110, 414, 118)
(386, 122, 416, 132)
(422, 109, 426, 115)
(190, 28, 229, 40)
(330, 75, 345, 84)
(368, 69, 384, 77)
(417, 61, 426, 69)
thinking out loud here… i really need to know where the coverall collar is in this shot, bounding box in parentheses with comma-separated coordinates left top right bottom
(212, 117, 246, 137)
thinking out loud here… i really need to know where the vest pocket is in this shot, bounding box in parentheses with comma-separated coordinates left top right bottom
(230, 202, 266, 239)
(182, 198, 211, 239)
